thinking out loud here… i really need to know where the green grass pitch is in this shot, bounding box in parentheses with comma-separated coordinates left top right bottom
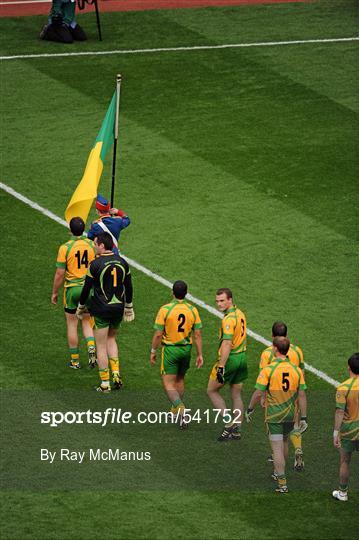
(0, 1, 358, 538)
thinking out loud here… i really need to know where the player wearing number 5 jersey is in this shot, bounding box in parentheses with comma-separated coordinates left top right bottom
(207, 288, 247, 441)
(77, 232, 134, 392)
(150, 280, 203, 429)
(246, 336, 307, 494)
(51, 217, 96, 369)
(260, 321, 305, 471)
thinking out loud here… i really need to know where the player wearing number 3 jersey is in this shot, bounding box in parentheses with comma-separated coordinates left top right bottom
(207, 288, 247, 442)
(150, 280, 203, 429)
(77, 232, 133, 392)
(51, 217, 96, 369)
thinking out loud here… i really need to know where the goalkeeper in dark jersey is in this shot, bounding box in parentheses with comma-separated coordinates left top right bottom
(76, 232, 134, 392)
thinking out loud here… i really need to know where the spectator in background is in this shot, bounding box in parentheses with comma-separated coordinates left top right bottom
(40, 0, 87, 43)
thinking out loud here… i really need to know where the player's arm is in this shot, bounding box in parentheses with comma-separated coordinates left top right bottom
(298, 347, 305, 371)
(193, 329, 204, 368)
(245, 389, 264, 422)
(333, 408, 345, 448)
(333, 386, 346, 448)
(79, 275, 93, 305)
(296, 368, 308, 432)
(76, 273, 93, 319)
(123, 267, 134, 322)
(246, 368, 269, 422)
(218, 339, 231, 368)
(124, 270, 133, 304)
(151, 308, 166, 365)
(192, 308, 203, 368)
(298, 389, 308, 432)
(110, 209, 131, 229)
(248, 389, 263, 409)
(215, 339, 231, 384)
(150, 330, 163, 366)
(110, 208, 128, 218)
(52, 245, 67, 304)
(51, 268, 65, 304)
(216, 315, 234, 382)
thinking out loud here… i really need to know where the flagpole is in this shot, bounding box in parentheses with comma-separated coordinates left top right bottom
(110, 74, 122, 208)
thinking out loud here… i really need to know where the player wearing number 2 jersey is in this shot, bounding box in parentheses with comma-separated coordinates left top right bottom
(207, 288, 247, 442)
(150, 280, 203, 429)
(51, 217, 96, 369)
(77, 232, 134, 393)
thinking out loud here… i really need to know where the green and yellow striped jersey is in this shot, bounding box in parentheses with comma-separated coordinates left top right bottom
(260, 343, 304, 371)
(56, 235, 95, 288)
(255, 358, 306, 423)
(336, 377, 359, 441)
(154, 299, 202, 346)
(219, 306, 246, 354)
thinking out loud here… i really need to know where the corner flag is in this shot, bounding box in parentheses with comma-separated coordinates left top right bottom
(65, 92, 116, 223)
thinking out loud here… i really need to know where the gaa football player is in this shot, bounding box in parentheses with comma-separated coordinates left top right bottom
(150, 280, 203, 429)
(260, 321, 305, 470)
(332, 352, 359, 501)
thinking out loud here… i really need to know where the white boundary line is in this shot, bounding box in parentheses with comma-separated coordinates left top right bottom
(1, 37, 358, 61)
(0, 181, 340, 387)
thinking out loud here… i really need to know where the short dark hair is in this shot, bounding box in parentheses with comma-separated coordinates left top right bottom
(216, 288, 233, 299)
(69, 217, 85, 236)
(272, 321, 287, 337)
(95, 232, 113, 251)
(173, 280, 187, 300)
(273, 336, 290, 356)
(348, 353, 359, 375)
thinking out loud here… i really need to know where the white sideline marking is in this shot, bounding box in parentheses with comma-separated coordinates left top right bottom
(0, 181, 340, 388)
(1, 37, 358, 61)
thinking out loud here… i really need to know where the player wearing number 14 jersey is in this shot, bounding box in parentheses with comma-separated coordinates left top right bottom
(150, 281, 203, 428)
(51, 217, 96, 369)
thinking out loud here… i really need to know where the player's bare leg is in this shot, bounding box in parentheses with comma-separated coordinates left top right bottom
(175, 375, 189, 429)
(162, 374, 182, 405)
(207, 379, 227, 414)
(270, 438, 288, 493)
(94, 326, 111, 392)
(218, 383, 244, 440)
(207, 379, 237, 441)
(175, 375, 185, 400)
(283, 436, 289, 463)
(339, 449, 351, 486)
(333, 449, 351, 501)
(81, 314, 97, 368)
(107, 328, 122, 389)
(292, 408, 304, 471)
(162, 374, 187, 428)
(230, 383, 244, 425)
(65, 312, 81, 368)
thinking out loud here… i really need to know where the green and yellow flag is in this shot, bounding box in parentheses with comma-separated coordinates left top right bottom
(65, 93, 116, 223)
